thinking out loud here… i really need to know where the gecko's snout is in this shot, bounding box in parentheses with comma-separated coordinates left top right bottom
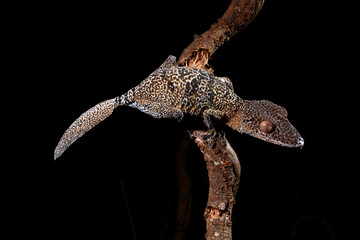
(296, 137, 305, 149)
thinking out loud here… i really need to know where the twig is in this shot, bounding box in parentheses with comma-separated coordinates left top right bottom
(120, 181, 137, 240)
(174, 132, 192, 240)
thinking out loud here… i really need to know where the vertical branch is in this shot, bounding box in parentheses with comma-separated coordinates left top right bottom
(191, 131, 241, 240)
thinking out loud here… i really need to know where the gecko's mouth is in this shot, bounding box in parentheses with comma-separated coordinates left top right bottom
(264, 136, 304, 149)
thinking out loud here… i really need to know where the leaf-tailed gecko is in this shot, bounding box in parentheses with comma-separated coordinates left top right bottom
(54, 55, 304, 159)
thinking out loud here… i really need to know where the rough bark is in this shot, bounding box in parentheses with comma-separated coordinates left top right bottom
(191, 131, 241, 240)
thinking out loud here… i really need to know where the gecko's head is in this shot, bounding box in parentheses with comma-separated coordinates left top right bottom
(234, 100, 304, 148)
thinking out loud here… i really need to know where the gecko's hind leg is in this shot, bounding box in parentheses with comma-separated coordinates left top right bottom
(129, 99, 184, 121)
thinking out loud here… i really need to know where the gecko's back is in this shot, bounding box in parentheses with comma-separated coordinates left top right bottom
(125, 66, 240, 119)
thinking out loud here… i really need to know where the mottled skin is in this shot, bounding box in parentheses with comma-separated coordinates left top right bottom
(54, 56, 303, 159)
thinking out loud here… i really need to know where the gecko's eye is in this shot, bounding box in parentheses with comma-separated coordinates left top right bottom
(260, 120, 275, 133)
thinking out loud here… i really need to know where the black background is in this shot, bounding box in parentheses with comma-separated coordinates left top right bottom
(11, 1, 354, 239)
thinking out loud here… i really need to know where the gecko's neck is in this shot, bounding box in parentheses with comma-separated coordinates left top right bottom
(224, 97, 250, 131)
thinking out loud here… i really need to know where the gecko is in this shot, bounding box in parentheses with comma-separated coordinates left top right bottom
(54, 55, 304, 159)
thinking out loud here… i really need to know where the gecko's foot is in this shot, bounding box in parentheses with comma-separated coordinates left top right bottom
(201, 128, 217, 140)
(188, 129, 220, 149)
(188, 128, 216, 139)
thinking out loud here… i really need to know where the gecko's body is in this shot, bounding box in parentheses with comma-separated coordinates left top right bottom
(119, 56, 238, 123)
(55, 56, 303, 159)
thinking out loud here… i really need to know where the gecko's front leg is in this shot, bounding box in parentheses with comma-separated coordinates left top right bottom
(202, 109, 225, 129)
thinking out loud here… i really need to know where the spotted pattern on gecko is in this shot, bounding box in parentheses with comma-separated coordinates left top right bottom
(54, 55, 304, 159)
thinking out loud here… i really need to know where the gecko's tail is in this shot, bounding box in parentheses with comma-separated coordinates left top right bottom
(54, 96, 126, 160)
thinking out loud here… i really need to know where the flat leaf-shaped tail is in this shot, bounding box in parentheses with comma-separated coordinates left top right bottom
(54, 97, 120, 160)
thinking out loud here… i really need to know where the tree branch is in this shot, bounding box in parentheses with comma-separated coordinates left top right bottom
(178, 0, 264, 72)
(175, 0, 265, 239)
(191, 131, 241, 240)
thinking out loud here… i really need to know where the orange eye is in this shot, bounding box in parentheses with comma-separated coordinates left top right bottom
(260, 121, 275, 133)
